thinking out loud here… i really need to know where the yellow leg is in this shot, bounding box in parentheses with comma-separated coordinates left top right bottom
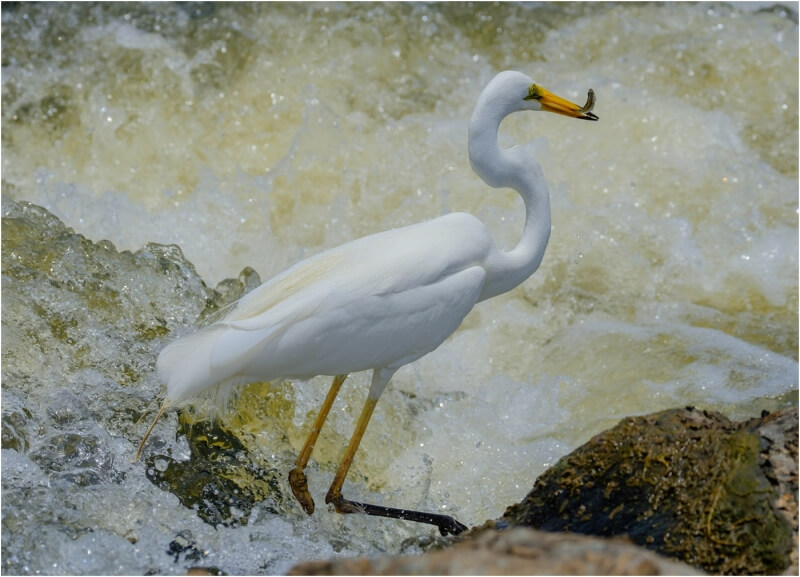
(289, 374, 347, 514)
(322, 368, 468, 535)
(325, 396, 378, 509)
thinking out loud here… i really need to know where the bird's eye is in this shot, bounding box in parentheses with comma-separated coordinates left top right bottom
(525, 83, 542, 101)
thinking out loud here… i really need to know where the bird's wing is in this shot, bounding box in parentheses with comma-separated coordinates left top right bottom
(207, 251, 348, 371)
(207, 213, 492, 374)
(354, 264, 487, 370)
(216, 263, 487, 379)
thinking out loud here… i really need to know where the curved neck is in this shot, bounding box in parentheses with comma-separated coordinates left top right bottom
(469, 94, 552, 302)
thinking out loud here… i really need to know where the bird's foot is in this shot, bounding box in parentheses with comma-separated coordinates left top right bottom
(325, 493, 468, 536)
(289, 467, 315, 515)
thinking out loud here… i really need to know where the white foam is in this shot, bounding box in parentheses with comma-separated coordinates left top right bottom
(2, 3, 797, 573)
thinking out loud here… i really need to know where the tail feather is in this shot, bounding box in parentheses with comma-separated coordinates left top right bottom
(157, 323, 282, 404)
(157, 325, 229, 403)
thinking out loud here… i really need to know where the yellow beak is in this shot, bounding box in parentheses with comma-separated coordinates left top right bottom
(526, 85, 599, 121)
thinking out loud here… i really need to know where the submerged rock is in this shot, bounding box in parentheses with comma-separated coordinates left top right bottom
(502, 406, 798, 575)
(1, 197, 281, 572)
(1, 194, 255, 427)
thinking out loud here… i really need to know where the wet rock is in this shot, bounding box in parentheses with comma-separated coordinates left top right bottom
(167, 530, 206, 564)
(145, 415, 283, 527)
(289, 527, 700, 575)
(502, 406, 798, 575)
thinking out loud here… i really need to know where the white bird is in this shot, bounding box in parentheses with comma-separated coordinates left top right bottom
(138, 71, 598, 535)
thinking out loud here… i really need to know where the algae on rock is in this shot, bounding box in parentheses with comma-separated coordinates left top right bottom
(502, 406, 797, 574)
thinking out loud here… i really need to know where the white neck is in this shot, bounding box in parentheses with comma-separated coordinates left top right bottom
(468, 83, 552, 302)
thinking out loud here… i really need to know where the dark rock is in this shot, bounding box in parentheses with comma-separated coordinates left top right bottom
(145, 415, 283, 527)
(502, 407, 798, 575)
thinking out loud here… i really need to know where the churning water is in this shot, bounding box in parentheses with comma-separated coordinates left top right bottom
(2, 3, 797, 574)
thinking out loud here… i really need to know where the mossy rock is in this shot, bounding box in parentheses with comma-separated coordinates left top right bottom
(502, 407, 797, 574)
(144, 414, 284, 528)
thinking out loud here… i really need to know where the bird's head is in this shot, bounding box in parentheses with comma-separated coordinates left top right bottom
(481, 71, 598, 121)
(470, 71, 598, 188)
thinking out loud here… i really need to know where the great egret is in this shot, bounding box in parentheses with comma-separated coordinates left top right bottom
(138, 71, 598, 535)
